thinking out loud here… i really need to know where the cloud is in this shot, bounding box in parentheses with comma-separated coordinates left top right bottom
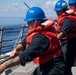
(0, 3, 26, 13)
(0, 0, 58, 17)
(12, 3, 25, 11)
(46, 0, 57, 7)
(0, 6, 8, 13)
(41, 0, 57, 11)
(41, 0, 57, 17)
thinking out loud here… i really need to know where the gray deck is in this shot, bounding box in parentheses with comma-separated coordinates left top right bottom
(1, 65, 76, 75)
(1, 61, 38, 75)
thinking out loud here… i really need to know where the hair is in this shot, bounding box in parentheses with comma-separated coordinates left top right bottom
(69, 3, 76, 8)
(59, 8, 69, 14)
(63, 8, 69, 12)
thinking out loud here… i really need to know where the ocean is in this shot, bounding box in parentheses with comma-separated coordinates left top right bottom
(0, 17, 26, 26)
(0, 17, 28, 54)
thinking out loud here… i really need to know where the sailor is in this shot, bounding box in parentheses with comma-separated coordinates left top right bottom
(65, 0, 76, 15)
(0, 6, 66, 75)
(68, 0, 76, 9)
(54, 0, 76, 75)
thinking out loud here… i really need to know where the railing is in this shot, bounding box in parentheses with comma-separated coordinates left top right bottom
(0, 27, 3, 55)
(0, 25, 28, 55)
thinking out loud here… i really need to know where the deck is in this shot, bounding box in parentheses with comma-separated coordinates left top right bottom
(1, 64, 76, 75)
(1, 61, 38, 75)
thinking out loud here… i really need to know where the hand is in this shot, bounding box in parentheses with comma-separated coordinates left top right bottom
(0, 56, 20, 74)
(10, 50, 17, 57)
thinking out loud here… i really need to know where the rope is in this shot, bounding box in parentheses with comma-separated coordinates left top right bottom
(0, 55, 10, 59)
(0, 56, 12, 65)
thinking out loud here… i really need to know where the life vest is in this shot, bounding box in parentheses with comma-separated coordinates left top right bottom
(65, 8, 76, 15)
(26, 19, 61, 64)
(55, 12, 76, 40)
(73, 8, 76, 15)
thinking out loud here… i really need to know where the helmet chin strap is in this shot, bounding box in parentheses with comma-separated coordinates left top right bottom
(33, 20, 37, 28)
(26, 20, 37, 28)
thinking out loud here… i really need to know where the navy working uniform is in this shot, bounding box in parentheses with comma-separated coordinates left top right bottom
(59, 18, 76, 75)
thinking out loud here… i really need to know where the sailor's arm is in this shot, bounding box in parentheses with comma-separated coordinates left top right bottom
(57, 18, 74, 40)
(0, 56, 20, 74)
(10, 44, 24, 57)
(10, 38, 26, 57)
(0, 34, 49, 74)
(57, 32, 64, 39)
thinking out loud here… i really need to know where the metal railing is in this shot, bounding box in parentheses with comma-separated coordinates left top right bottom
(0, 25, 27, 55)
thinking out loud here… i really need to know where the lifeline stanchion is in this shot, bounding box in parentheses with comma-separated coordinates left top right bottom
(0, 27, 3, 55)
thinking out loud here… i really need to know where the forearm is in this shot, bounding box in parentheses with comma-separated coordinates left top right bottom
(0, 56, 20, 74)
(57, 32, 64, 40)
(14, 44, 24, 52)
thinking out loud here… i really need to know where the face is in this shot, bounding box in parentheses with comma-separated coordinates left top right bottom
(26, 20, 41, 29)
(69, 4, 76, 9)
(56, 10, 63, 16)
(26, 21, 35, 29)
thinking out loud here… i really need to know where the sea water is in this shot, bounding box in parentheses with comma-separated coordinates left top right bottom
(0, 17, 25, 26)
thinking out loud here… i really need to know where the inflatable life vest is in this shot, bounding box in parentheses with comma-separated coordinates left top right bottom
(74, 8, 76, 15)
(55, 12, 76, 40)
(65, 8, 76, 15)
(26, 19, 61, 64)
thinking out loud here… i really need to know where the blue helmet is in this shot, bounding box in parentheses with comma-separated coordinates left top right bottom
(54, 0, 68, 11)
(24, 7, 46, 22)
(68, 0, 76, 4)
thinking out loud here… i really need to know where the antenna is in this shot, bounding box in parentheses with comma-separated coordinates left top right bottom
(24, 2, 30, 8)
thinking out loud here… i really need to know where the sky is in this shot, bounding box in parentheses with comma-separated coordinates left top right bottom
(0, 0, 68, 18)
